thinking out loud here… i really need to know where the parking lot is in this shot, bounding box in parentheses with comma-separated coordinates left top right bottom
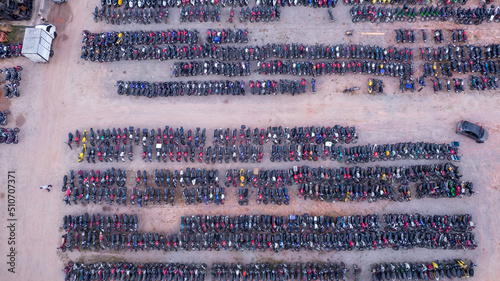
(0, 0, 500, 280)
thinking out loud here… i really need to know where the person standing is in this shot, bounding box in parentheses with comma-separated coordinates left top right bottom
(37, 12, 47, 22)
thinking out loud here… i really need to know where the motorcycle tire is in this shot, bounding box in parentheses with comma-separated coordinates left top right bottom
(13, 127, 20, 133)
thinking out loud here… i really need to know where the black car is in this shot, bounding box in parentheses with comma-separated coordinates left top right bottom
(456, 120, 488, 143)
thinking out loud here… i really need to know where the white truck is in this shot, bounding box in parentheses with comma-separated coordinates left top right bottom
(21, 24, 57, 63)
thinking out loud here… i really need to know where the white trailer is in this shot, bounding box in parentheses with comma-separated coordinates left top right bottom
(21, 24, 57, 63)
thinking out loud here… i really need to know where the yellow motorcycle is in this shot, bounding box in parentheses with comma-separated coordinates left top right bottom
(78, 144, 87, 162)
(82, 130, 87, 145)
(239, 169, 245, 187)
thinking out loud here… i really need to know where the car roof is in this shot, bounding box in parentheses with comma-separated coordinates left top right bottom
(462, 121, 483, 134)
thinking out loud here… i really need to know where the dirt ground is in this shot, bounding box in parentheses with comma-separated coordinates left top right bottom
(0, 0, 499, 280)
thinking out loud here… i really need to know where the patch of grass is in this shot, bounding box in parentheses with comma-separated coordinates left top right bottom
(1, 25, 25, 44)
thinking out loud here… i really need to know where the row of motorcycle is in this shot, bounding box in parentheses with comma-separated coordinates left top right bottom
(68, 125, 357, 149)
(92, 5, 170, 24)
(0, 44, 22, 59)
(469, 75, 498, 90)
(61, 161, 474, 206)
(404, 76, 468, 93)
(58, 211, 477, 252)
(256, 60, 413, 77)
(63, 213, 139, 233)
(0, 66, 22, 144)
(417, 45, 500, 62)
(428, 77, 464, 93)
(63, 183, 283, 206)
(0, 69, 14, 130)
(81, 33, 416, 62)
(64, 262, 206, 281)
(70, 139, 462, 165)
(83, 29, 199, 46)
(98, 0, 249, 8)
(371, 260, 476, 280)
(421, 60, 499, 77)
(206, 29, 249, 44)
(100, 0, 343, 7)
(62, 164, 463, 191)
(179, 4, 224, 22)
(116, 79, 315, 97)
(63, 260, 476, 281)
(297, 178, 474, 202)
(211, 263, 352, 281)
(0, 110, 10, 126)
(82, 47, 415, 64)
(178, 213, 475, 233)
(63, 212, 474, 236)
(397, 29, 468, 44)
(99, 0, 339, 7)
(343, 0, 436, 5)
(62, 164, 460, 190)
(2, 66, 22, 99)
(0, 127, 19, 144)
(92, 4, 285, 25)
(367, 78, 384, 94)
(174, 61, 251, 76)
(350, 4, 500, 24)
(234, 5, 281, 22)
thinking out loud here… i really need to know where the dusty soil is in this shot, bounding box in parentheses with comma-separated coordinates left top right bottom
(0, 1, 499, 280)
